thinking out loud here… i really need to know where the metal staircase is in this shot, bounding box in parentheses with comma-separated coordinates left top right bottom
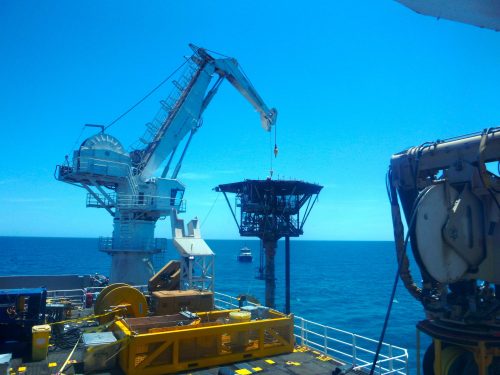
(133, 58, 199, 151)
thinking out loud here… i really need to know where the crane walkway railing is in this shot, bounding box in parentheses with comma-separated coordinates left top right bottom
(86, 192, 116, 208)
(116, 194, 186, 212)
(59, 155, 139, 199)
(64, 156, 187, 213)
(98, 237, 168, 253)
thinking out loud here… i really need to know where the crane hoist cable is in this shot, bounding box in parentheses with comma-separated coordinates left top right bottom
(66, 58, 189, 158)
(274, 120, 278, 158)
(203, 47, 231, 58)
(269, 130, 274, 177)
(67, 124, 86, 159)
(268, 119, 279, 178)
(104, 58, 190, 131)
(200, 193, 220, 228)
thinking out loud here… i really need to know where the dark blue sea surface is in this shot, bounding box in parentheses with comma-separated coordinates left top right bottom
(0, 237, 429, 373)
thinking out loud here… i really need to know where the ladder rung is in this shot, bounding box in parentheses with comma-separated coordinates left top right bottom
(172, 80, 183, 91)
(159, 100, 171, 111)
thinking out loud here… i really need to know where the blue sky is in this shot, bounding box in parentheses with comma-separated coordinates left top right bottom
(1, 1, 499, 240)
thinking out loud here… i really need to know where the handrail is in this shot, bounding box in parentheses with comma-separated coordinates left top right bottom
(69, 156, 187, 212)
(68, 155, 139, 196)
(98, 236, 167, 252)
(214, 292, 408, 375)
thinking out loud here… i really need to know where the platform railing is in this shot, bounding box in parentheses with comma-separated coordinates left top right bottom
(214, 292, 408, 375)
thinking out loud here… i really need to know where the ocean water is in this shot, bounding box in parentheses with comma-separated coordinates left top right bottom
(0, 237, 429, 373)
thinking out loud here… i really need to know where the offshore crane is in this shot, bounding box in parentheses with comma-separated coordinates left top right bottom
(388, 0, 500, 375)
(390, 131, 500, 374)
(391, 2, 500, 374)
(56, 44, 277, 285)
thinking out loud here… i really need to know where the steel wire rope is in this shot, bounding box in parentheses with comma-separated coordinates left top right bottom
(238, 61, 277, 174)
(269, 130, 273, 176)
(200, 193, 220, 228)
(66, 124, 86, 160)
(369, 178, 433, 375)
(104, 58, 190, 131)
(203, 47, 231, 58)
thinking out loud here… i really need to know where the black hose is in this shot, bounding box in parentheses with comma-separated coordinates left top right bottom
(370, 178, 431, 374)
(50, 327, 81, 350)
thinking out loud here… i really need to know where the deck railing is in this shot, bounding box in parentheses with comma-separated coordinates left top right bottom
(214, 292, 408, 375)
(46, 285, 149, 308)
(46, 287, 408, 375)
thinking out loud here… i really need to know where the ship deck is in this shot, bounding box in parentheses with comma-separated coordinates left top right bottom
(9, 345, 364, 375)
(1, 288, 407, 375)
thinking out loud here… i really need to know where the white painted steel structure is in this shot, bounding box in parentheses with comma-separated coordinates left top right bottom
(57, 45, 276, 286)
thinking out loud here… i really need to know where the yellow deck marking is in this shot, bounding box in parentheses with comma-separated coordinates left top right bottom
(48, 362, 57, 368)
(316, 354, 333, 361)
(252, 367, 263, 372)
(235, 369, 252, 375)
(17, 367, 26, 373)
(264, 359, 275, 364)
(286, 361, 301, 366)
(68, 359, 77, 364)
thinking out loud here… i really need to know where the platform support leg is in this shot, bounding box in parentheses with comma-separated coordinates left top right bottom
(285, 236, 290, 314)
(264, 240, 276, 308)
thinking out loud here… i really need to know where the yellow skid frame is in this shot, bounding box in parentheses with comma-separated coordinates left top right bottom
(113, 309, 294, 375)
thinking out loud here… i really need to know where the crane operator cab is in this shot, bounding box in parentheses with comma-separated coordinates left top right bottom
(389, 129, 500, 374)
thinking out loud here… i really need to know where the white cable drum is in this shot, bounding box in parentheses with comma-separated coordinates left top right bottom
(415, 184, 468, 283)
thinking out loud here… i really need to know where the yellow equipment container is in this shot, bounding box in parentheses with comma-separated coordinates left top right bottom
(31, 324, 51, 361)
(113, 309, 294, 375)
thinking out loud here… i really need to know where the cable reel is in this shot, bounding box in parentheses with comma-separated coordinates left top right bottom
(94, 283, 148, 318)
(414, 183, 485, 284)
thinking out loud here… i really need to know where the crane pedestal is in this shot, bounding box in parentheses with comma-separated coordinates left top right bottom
(216, 179, 322, 312)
